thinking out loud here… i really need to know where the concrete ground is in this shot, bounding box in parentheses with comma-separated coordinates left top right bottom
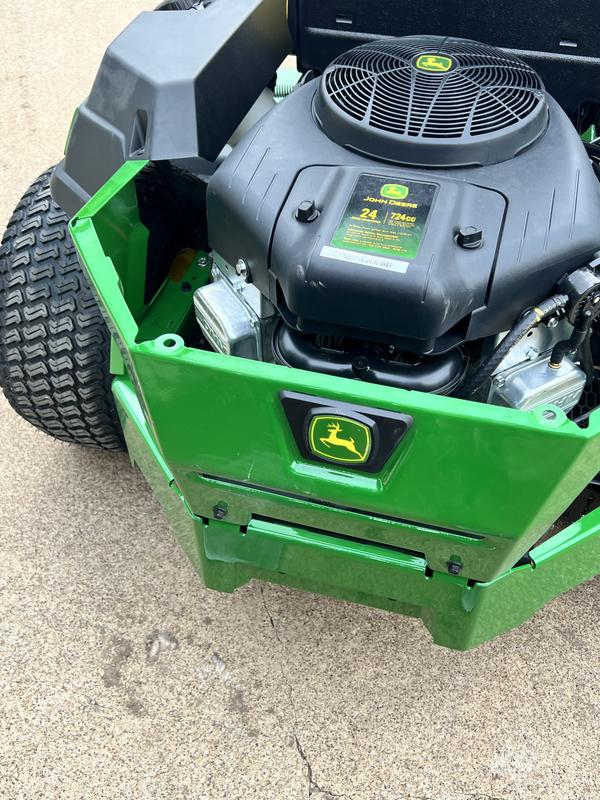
(1, 3, 599, 799)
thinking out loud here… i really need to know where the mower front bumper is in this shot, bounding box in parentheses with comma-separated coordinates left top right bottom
(70, 161, 600, 649)
(115, 376, 600, 650)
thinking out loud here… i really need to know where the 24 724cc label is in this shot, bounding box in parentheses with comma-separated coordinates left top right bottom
(321, 174, 437, 273)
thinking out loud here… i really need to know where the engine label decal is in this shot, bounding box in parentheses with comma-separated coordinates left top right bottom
(325, 174, 437, 269)
(320, 246, 409, 273)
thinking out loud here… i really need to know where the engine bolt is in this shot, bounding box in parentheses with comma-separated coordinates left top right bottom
(295, 200, 320, 223)
(546, 316, 559, 328)
(456, 226, 483, 249)
(235, 259, 249, 278)
(352, 356, 370, 378)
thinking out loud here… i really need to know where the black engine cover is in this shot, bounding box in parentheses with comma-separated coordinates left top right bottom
(207, 41, 600, 353)
(270, 167, 506, 349)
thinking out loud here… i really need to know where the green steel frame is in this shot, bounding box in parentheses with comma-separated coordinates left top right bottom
(70, 160, 600, 649)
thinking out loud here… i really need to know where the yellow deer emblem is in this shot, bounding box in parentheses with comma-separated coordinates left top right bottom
(308, 415, 372, 464)
(415, 54, 454, 73)
(320, 422, 364, 459)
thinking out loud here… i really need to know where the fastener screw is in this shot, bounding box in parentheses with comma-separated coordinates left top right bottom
(295, 200, 320, 223)
(235, 259, 248, 278)
(456, 226, 483, 249)
(213, 503, 228, 520)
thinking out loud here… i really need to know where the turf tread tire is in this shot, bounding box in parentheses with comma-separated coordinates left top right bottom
(0, 169, 124, 450)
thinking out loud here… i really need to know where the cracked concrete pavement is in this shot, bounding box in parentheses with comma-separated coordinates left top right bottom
(1, 2, 600, 798)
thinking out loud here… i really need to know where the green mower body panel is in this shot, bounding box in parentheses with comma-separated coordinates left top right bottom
(68, 161, 600, 650)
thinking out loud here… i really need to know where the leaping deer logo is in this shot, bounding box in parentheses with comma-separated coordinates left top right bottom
(309, 415, 371, 463)
(320, 422, 364, 459)
(415, 54, 454, 73)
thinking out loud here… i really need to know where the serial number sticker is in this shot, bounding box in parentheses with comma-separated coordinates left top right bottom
(320, 245, 409, 273)
(329, 174, 437, 265)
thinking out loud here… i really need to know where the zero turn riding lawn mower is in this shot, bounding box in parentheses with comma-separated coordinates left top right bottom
(3, 0, 600, 649)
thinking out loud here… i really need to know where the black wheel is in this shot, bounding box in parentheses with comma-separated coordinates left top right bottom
(0, 169, 124, 450)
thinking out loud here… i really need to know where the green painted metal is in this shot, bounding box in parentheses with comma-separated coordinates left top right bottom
(113, 376, 600, 650)
(136, 251, 212, 342)
(582, 124, 598, 143)
(69, 161, 600, 648)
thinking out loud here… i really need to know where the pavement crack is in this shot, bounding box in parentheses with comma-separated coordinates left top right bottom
(260, 585, 353, 800)
(260, 584, 283, 644)
(294, 734, 351, 799)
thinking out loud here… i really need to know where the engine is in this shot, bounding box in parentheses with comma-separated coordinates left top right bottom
(198, 36, 600, 412)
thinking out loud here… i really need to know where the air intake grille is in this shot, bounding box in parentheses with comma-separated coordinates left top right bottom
(315, 36, 548, 167)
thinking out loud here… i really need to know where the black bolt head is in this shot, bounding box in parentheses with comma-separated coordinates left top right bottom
(295, 200, 319, 223)
(352, 356, 370, 377)
(456, 226, 483, 249)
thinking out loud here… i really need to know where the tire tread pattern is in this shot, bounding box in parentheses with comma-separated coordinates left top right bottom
(0, 170, 124, 449)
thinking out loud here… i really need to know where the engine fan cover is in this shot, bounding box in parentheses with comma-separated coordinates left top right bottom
(314, 36, 549, 167)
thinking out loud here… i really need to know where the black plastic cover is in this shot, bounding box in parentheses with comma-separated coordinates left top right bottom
(207, 80, 600, 353)
(273, 167, 506, 347)
(51, 0, 291, 217)
(314, 37, 549, 168)
(288, 0, 600, 115)
(280, 391, 413, 473)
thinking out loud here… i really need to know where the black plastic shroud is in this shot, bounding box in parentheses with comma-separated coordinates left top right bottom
(208, 74, 600, 353)
(289, 0, 600, 116)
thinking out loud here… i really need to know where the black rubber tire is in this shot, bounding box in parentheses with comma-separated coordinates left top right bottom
(0, 169, 124, 450)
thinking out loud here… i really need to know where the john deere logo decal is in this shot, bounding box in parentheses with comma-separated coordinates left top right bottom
(415, 54, 454, 73)
(380, 183, 409, 200)
(280, 392, 413, 474)
(309, 416, 372, 464)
